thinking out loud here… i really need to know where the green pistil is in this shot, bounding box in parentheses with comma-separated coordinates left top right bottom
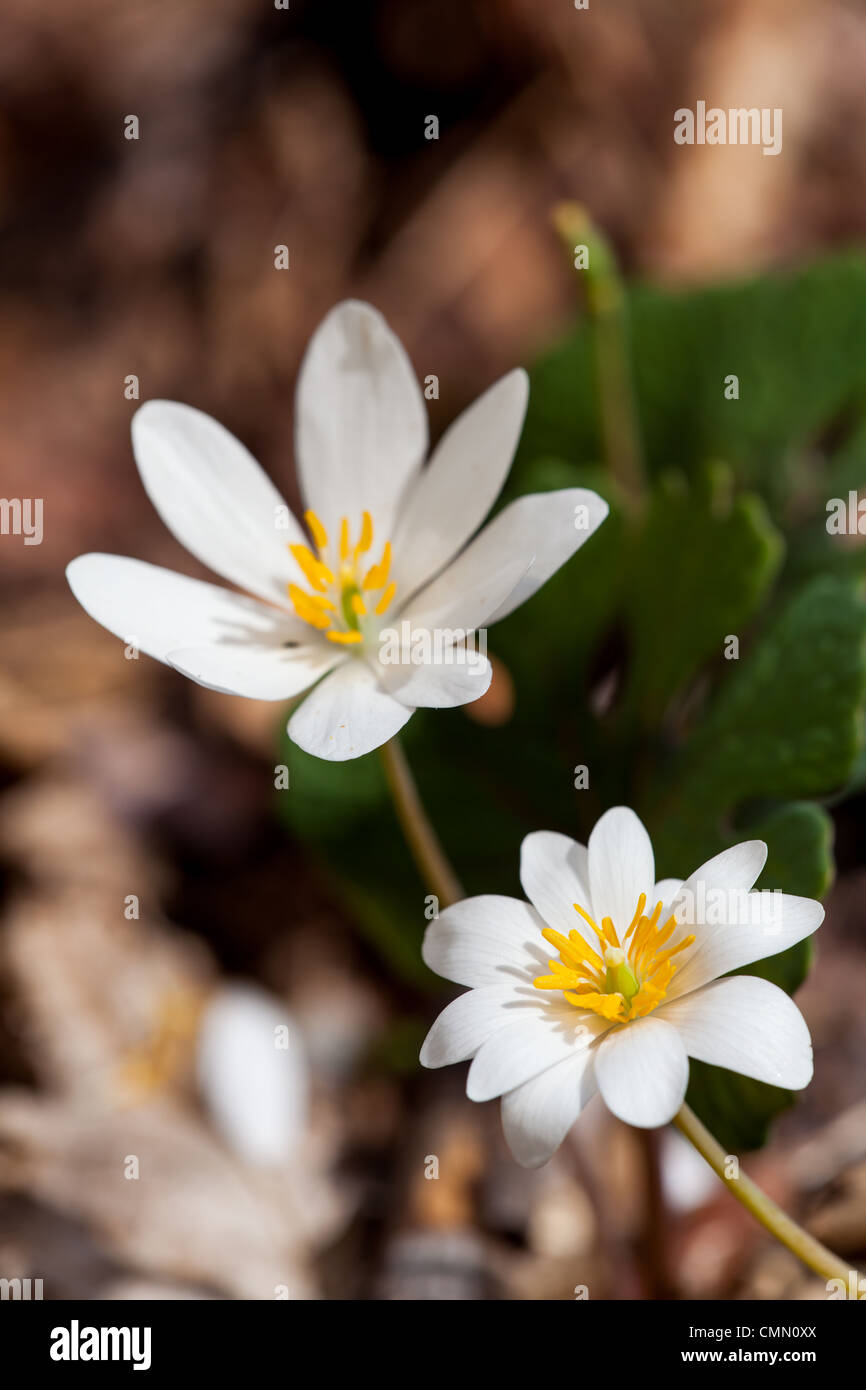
(340, 581, 361, 630)
(604, 949, 639, 1002)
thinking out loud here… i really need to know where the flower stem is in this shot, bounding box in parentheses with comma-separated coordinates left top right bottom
(674, 1101, 863, 1291)
(379, 737, 463, 909)
(552, 201, 646, 511)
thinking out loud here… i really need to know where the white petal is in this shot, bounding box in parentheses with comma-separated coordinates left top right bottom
(501, 1050, 598, 1168)
(67, 553, 289, 664)
(398, 546, 532, 636)
(664, 839, 820, 1000)
(595, 1017, 689, 1128)
(419, 985, 517, 1068)
(652, 879, 683, 915)
(467, 1006, 611, 1101)
(132, 400, 304, 606)
(391, 369, 528, 600)
(519, 831, 592, 936)
(295, 300, 427, 540)
(167, 640, 338, 701)
(421, 895, 549, 989)
(669, 890, 824, 999)
(196, 984, 309, 1167)
(483, 488, 609, 623)
(657, 976, 813, 1090)
(286, 659, 412, 761)
(672, 841, 768, 912)
(376, 650, 492, 709)
(587, 807, 655, 937)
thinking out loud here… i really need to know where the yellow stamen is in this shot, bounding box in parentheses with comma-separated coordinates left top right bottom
(304, 509, 329, 552)
(535, 891, 697, 1023)
(624, 893, 646, 939)
(374, 580, 397, 616)
(543, 927, 590, 972)
(290, 543, 334, 591)
(647, 933, 696, 971)
(563, 924, 606, 973)
(563, 990, 626, 1021)
(354, 510, 373, 560)
(650, 914, 678, 952)
(630, 915, 655, 963)
(288, 584, 332, 629)
(363, 541, 392, 591)
(289, 512, 398, 644)
(536, 962, 585, 989)
(601, 915, 621, 948)
(573, 902, 601, 935)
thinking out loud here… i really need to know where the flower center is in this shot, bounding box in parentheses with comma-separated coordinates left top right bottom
(288, 509, 397, 647)
(533, 894, 696, 1023)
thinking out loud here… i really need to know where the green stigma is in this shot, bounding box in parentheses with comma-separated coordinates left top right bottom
(340, 579, 362, 630)
(604, 948, 639, 1002)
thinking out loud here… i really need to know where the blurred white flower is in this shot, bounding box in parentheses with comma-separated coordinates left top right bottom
(196, 983, 309, 1168)
(67, 300, 607, 760)
(420, 807, 823, 1166)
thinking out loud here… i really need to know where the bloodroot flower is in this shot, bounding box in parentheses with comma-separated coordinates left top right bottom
(67, 301, 607, 760)
(420, 808, 822, 1166)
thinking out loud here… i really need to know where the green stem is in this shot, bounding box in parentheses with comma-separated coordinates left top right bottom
(675, 1101, 863, 1292)
(379, 737, 463, 909)
(553, 201, 646, 510)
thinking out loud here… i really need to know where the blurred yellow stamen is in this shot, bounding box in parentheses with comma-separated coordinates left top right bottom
(304, 509, 329, 551)
(375, 581, 397, 616)
(288, 512, 398, 643)
(354, 510, 373, 560)
(363, 541, 392, 592)
(290, 544, 334, 591)
(288, 584, 332, 630)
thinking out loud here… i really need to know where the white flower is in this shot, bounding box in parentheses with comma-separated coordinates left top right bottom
(67, 301, 608, 760)
(420, 807, 822, 1167)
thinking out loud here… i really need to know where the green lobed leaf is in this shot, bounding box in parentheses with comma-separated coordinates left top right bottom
(618, 463, 783, 728)
(517, 251, 866, 512)
(643, 578, 866, 1147)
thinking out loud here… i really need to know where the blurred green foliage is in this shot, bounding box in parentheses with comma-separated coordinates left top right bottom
(280, 251, 866, 1151)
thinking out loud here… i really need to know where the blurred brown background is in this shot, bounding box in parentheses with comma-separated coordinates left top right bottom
(1, 0, 865, 1300)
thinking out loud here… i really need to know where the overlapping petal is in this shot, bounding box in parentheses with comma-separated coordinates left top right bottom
(421, 896, 549, 989)
(587, 806, 655, 934)
(658, 976, 813, 1089)
(376, 651, 493, 709)
(420, 985, 524, 1069)
(390, 369, 528, 602)
(467, 1006, 611, 1102)
(595, 1017, 689, 1128)
(295, 300, 427, 541)
(519, 831, 592, 936)
(501, 1050, 598, 1168)
(167, 640, 339, 701)
(66, 554, 295, 665)
(132, 400, 305, 606)
(287, 659, 412, 761)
